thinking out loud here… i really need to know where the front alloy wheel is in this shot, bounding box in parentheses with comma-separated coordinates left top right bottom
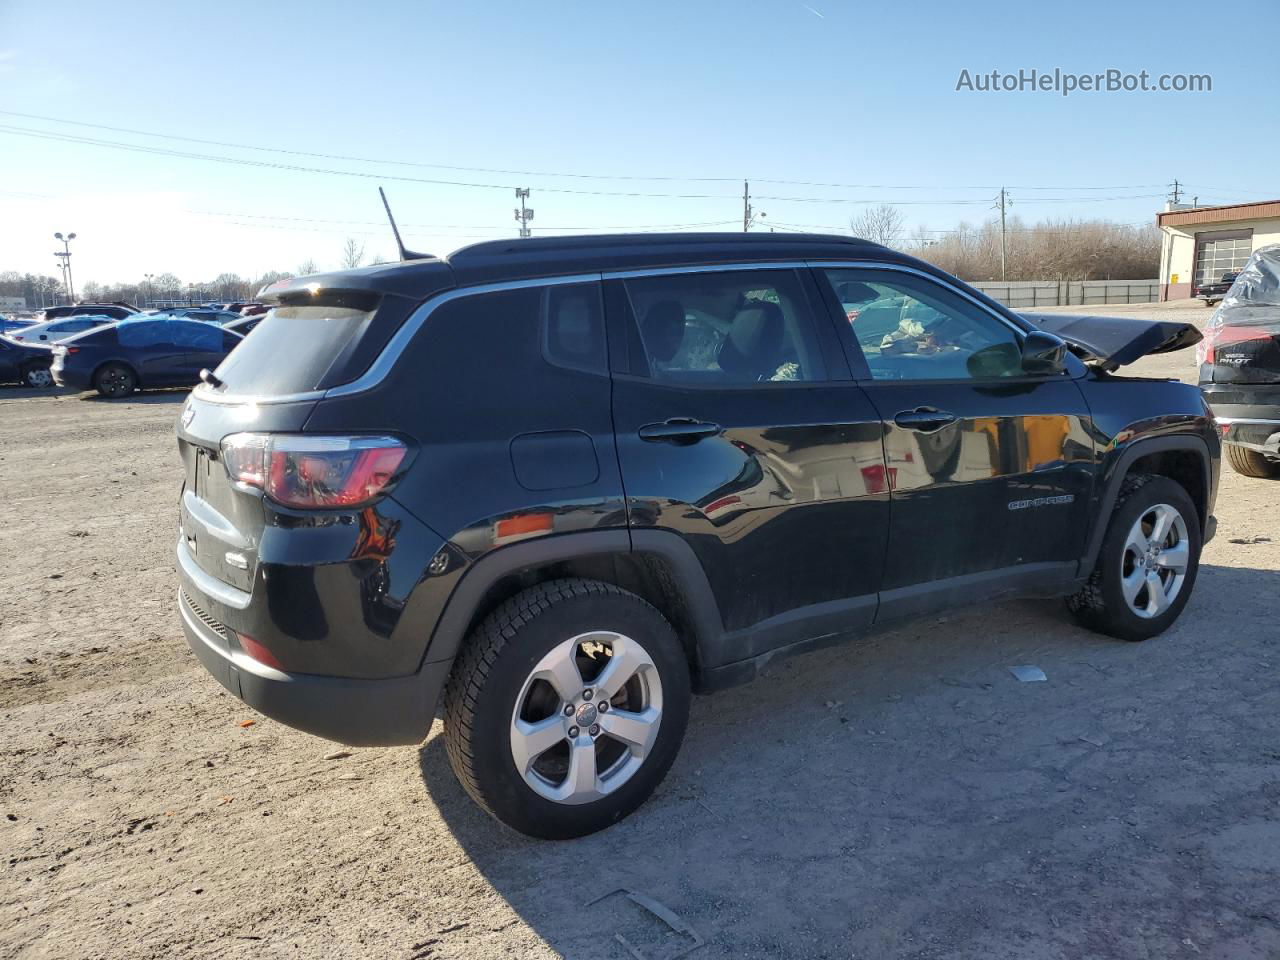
(1119, 503, 1190, 619)
(1067, 473, 1202, 641)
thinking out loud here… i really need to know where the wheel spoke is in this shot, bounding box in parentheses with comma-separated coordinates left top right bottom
(1144, 571, 1168, 615)
(1149, 505, 1175, 547)
(598, 707, 661, 756)
(593, 637, 653, 702)
(1121, 567, 1146, 606)
(1155, 542, 1189, 574)
(510, 716, 565, 774)
(532, 646, 584, 703)
(557, 737, 600, 803)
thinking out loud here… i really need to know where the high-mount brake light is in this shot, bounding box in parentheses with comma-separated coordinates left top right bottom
(220, 434, 407, 509)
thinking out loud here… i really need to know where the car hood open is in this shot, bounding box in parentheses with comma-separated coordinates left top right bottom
(1021, 312, 1202, 371)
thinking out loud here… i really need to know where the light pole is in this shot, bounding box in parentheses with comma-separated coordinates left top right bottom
(54, 232, 77, 302)
(143, 273, 155, 309)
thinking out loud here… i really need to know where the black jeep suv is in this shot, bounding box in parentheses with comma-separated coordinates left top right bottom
(177, 233, 1219, 838)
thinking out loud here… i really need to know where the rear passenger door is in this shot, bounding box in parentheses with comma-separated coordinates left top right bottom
(606, 266, 889, 668)
(813, 265, 1096, 621)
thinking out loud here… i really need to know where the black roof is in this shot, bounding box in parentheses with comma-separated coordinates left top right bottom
(261, 231, 925, 303)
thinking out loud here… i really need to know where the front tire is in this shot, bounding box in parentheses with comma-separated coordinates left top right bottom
(443, 578, 691, 839)
(1067, 474, 1201, 641)
(94, 363, 136, 398)
(1224, 443, 1280, 480)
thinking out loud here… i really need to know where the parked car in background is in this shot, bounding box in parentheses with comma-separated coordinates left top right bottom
(1199, 245, 1280, 478)
(0, 336, 55, 387)
(8, 314, 115, 343)
(0, 314, 35, 334)
(35, 302, 139, 323)
(52, 315, 243, 398)
(176, 232, 1218, 839)
(164, 307, 245, 325)
(239, 303, 269, 317)
(1196, 272, 1238, 307)
(223, 315, 263, 337)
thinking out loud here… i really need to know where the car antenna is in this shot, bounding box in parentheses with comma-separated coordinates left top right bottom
(379, 187, 433, 261)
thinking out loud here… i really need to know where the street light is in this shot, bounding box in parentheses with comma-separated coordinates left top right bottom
(54, 232, 77, 303)
(143, 272, 155, 309)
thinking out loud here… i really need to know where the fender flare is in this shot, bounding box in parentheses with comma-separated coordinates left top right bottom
(1081, 434, 1212, 577)
(420, 528, 725, 673)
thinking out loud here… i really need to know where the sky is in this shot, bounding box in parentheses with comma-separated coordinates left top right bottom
(1, 0, 1277, 287)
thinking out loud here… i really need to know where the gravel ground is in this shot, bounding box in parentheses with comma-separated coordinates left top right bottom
(3, 302, 1279, 960)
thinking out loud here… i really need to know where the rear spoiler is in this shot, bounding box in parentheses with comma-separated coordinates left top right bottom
(1021, 312, 1202, 372)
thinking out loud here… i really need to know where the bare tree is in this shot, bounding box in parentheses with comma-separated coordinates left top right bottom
(296, 258, 319, 277)
(850, 204, 906, 248)
(340, 238, 366, 270)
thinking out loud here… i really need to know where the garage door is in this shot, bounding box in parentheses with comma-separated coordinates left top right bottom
(1193, 230, 1253, 292)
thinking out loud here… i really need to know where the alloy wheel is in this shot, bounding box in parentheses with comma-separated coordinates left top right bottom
(1120, 502, 1189, 619)
(509, 631, 663, 805)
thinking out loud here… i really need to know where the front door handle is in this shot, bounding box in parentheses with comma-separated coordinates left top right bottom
(638, 418, 722, 444)
(893, 407, 959, 433)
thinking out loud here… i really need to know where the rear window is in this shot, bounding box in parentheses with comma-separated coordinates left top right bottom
(211, 305, 373, 396)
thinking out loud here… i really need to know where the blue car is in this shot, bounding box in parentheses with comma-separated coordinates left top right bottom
(51, 315, 243, 398)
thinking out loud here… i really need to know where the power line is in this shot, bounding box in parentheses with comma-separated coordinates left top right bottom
(0, 109, 1180, 195)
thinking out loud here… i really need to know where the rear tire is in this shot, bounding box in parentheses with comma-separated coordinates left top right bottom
(1067, 474, 1201, 642)
(22, 364, 53, 389)
(94, 363, 136, 399)
(1224, 443, 1280, 480)
(443, 578, 691, 840)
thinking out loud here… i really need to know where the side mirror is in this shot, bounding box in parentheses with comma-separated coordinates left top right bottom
(1021, 330, 1068, 375)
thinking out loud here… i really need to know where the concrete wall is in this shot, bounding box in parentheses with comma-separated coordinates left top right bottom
(1159, 216, 1280, 300)
(971, 279, 1159, 309)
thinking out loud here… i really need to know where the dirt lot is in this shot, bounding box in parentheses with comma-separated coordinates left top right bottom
(3, 301, 1279, 960)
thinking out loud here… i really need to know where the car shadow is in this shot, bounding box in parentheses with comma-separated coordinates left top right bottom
(77, 389, 191, 404)
(416, 562, 1280, 959)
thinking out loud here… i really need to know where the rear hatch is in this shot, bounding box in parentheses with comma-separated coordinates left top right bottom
(1197, 246, 1280, 387)
(177, 267, 451, 593)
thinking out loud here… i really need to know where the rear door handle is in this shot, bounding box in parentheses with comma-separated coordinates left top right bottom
(638, 418, 722, 444)
(893, 407, 958, 433)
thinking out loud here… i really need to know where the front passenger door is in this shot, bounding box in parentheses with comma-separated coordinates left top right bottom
(815, 266, 1096, 621)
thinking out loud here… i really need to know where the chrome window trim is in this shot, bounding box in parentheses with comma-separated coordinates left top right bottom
(192, 259, 1024, 405)
(805, 259, 1031, 338)
(1216, 417, 1280, 426)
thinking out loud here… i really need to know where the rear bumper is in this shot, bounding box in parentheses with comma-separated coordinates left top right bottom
(1218, 418, 1280, 459)
(178, 585, 447, 747)
(51, 365, 92, 390)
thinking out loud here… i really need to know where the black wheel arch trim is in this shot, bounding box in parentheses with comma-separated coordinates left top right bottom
(1081, 433, 1213, 578)
(418, 529, 726, 677)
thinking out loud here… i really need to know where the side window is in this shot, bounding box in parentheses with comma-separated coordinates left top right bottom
(623, 269, 826, 384)
(118, 320, 175, 349)
(823, 269, 1029, 381)
(170, 321, 224, 350)
(542, 282, 606, 373)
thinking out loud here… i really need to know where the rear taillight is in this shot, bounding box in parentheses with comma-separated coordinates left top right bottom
(220, 434, 407, 509)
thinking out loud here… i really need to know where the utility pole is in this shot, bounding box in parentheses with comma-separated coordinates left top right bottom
(514, 188, 534, 238)
(993, 189, 1011, 281)
(54, 231, 76, 302)
(1169, 179, 1182, 204)
(742, 180, 751, 232)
